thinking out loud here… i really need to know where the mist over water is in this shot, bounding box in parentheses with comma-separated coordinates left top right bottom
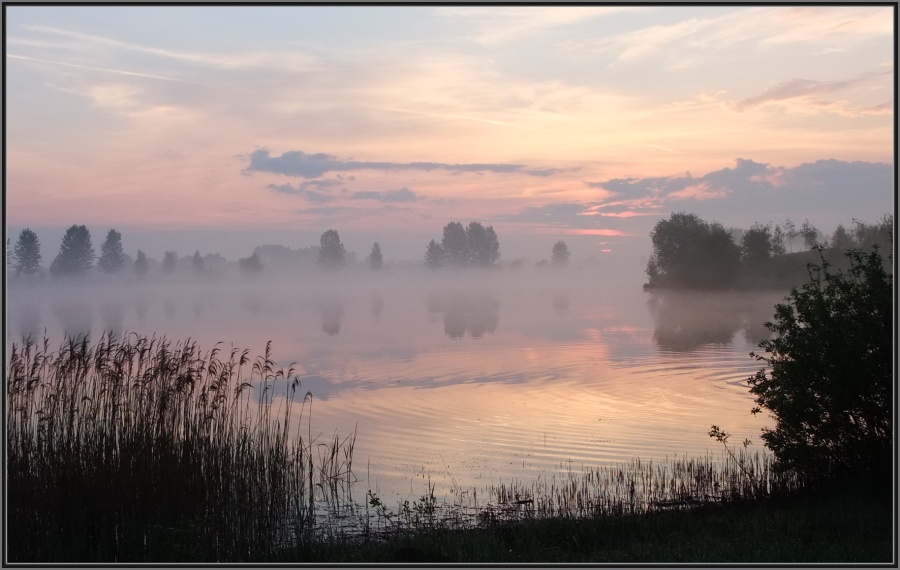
(5, 266, 785, 505)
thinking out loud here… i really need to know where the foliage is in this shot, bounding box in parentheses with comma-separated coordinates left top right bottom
(98, 229, 126, 274)
(49, 225, 95, 278)
(747, 246, 893, 484)
(465, 222, 500, 267)
(238, 252, 263, 275)
(6, 335, 356, 562)
(162, 251, 178, 274)
(191, 250, 205, 274)
(770, 224, 787, 256)
(551, 241, 570, 267)
(134, 250, 149, 277)
(799, 219, 819, 250)
(369, 242, 383, 271)
(317, 230, 346, 271)
(782, 218, 797, 253)
(427, 221, 500, 269)
(13, 228, 43, 277)
(441, 222, 469, 268)
(740, 223, 773, 267)
(645, 212, 740, 289)
(424, 239, 445, 269)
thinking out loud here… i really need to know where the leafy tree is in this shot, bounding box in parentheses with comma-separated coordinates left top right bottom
(162, 251, 178, 274)
(12, 228, 43, 277)
(317, 229, 346, 270)
(98, 229, 126, 274)
(369, 242, 383, 271)
(192, 250, 205, 274)
(783, 218, 797, 253)
(852, 214, 893, 251)
(49, 225, 95, 278)
(799, 219, 819, 250)
(646, 212, 740, 289)
(238, 252, 263, 275)
(134, 250, 149, 277)
(551, 240, 570, 267)
(441, 222, 469, 269)
(424, 239, 445, 269)
(741, 223, 773, 267)
(748, 246, 892, 484)
(465, 222, 500, 267)
(771, 224, 787, 256)
(830, 224, 853, 251)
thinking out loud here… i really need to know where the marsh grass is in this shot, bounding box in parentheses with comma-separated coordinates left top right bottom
(6, 333, 355, 562)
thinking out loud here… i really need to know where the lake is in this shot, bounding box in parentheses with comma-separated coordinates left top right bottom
(6, 267, 788, 508)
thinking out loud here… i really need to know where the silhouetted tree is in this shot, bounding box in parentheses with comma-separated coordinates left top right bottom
(12, 228, 43, 277)
(162, 251, 177, 274)
(317, 229, 346, 270)
(49, 225, 95, 278)
(852, 214, 893, 251)
(98, 229, 126, 274)
(134, 250, 149, 278)
(741, 223, 773, 267)
(771, 224, 787, 256)
(830, 224, 853, 251)
(239, 252, 263, 275)
(799, 219, 819, 250)
(424, 239, 445, 269)
(441, 222, 469, 269)
(466, 222, 500, 267)
(783, 218, 797, 253)
(369, 242, 383, 271)
(192, 250, 205, 274)
(748, 245, 892, 484)
(646, 212, 740, 289)
(551, 241, 570, 267)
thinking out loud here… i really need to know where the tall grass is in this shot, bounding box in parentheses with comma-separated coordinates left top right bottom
(6, 333, 354, 562)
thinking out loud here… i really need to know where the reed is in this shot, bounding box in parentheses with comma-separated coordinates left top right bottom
(6, 333, 354, 562)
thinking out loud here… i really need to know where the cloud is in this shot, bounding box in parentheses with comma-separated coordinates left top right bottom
(245, 149, 566, 179)
(266, 180, 340, 203)
(735, 71, 891, 111)
(350, 187, 419, 202)
(588, 158, 893, 224)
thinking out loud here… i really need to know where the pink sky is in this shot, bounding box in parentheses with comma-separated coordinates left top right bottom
(5, 5, 895, 263)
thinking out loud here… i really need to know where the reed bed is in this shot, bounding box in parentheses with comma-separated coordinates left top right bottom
(6, 333, 355, 562)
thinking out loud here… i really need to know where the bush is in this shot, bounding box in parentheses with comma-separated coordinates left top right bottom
(747, 245, 893, 486)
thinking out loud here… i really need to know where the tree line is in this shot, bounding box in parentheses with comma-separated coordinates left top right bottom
(645, 212, 893, 289)
(8, 223, 574, 280)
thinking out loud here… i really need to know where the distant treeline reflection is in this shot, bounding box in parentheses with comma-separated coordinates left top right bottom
(427, 290, 500, 339)
(647, 291, 782, 352)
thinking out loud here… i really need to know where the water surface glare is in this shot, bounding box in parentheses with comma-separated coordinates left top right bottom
(6, 269, 786, 506)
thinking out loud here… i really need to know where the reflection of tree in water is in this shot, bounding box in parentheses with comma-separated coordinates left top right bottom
(163, 297, 176, 319)
(99, 300, 125, 337)
(426, 290, 500, 339)
(648, 291, 777, 353)
(240, 290, 263, 315)
(53, 299, 93, 339)
(321, 297, 345, 336)
(370, 293, 383, 322)
(134, 294, 149, 321)
(552, 291, 569, 317)
(12, 302, 42, 340)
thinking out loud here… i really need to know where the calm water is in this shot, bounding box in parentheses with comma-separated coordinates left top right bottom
(6, 268, 787, 506)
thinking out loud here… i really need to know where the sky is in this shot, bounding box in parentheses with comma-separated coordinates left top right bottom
(4, 5, 896, 271)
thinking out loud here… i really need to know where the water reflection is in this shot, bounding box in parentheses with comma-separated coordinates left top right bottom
(647, 291, 779, 353)
(552, 291, 569, 317)
(52, 298, 93, 339)
(99, 299, 125, 337)
(427, 290, 500, 339)
(370, 293, 383, 322)
(321, 297, 345, 336)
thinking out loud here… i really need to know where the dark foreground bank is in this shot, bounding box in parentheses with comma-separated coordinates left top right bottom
(266, 486, 892, 564)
